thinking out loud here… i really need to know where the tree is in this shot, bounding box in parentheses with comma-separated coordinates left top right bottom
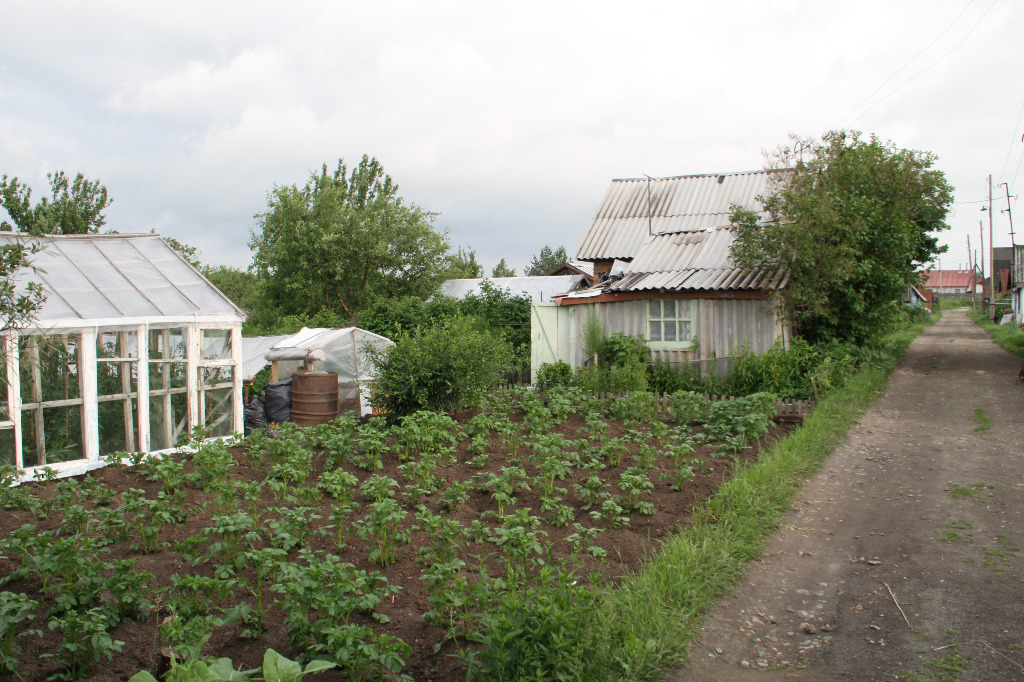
(729, 131, 953, 343)
(491, 258, 516, 277)
(250, 156, 451, 324)
(164, 236, 201, 269)
(1, 171, 111, 235)
(0, 241, 45, 331)
(524, 245, 568, 276)
(445, 247, 483, 279)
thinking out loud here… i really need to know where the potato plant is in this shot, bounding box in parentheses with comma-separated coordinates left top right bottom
(0, 385, 785, 681)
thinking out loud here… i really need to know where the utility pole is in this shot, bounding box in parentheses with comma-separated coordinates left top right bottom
(989, 175, 996, 321)
(968, 235, 975, 310)
(998, 181, 1016, 245)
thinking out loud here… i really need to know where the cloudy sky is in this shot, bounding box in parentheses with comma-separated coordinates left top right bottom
(1, 0, 1021, 276)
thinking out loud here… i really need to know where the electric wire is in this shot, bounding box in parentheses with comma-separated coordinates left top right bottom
(838, 0, 975, 127)
(849, 0, 997, 127)
(997, 95, 1024, 181)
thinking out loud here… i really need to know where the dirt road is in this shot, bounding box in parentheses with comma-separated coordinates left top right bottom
(669, 309, 1024, 681)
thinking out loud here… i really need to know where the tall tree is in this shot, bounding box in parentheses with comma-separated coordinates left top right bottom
(250, 156, 451, 324)
(491, 258, 516, 277)
(524, 244, 568, 276)
(0, 171, 112, 235)
(445, 247, 483, 279)
(729, 131, 953, 343)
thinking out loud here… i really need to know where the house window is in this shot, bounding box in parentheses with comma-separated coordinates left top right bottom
(648, 299, 693, 346)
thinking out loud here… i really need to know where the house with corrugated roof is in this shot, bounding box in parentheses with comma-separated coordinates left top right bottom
(1, 233, 245, 480)
(531, 171, 791, 376)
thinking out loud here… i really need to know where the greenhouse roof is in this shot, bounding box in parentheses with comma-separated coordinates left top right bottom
(1, 233, 244, 329)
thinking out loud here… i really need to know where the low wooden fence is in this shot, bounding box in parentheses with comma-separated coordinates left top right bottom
(532, 390, 814, 424)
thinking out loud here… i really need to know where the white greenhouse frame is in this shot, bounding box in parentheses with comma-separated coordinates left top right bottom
(0, 233, 245, 480)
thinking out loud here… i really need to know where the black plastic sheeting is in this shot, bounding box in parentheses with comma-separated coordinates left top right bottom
(243, 395, 267, 434)
(264, 378, 293, 424)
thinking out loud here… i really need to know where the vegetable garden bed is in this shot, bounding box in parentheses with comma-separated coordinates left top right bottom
(0, 387, 790, 681)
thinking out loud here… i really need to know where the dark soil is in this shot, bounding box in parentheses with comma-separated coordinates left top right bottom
(1, 400, 792, 681)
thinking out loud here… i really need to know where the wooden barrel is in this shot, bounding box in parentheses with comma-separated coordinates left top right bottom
(290, 371, 339, 426)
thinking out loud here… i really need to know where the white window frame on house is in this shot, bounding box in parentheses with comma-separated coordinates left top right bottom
(646, 298, 695, 349)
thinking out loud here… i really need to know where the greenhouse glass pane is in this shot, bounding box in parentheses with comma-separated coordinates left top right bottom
(19, 335, 82, 403)
(149, 392, 187, 452)
(149, 361, 187, 391)
(97, 359, 137, 398)
(22, 405, 85, 467)
(202, 366, 233, 388)
(203, 387, 234, 438)
(202, 329, 232, 360)
(0, 429, 13, 467)
(99, 397, 139, 457)
(149, 328, 186, 360)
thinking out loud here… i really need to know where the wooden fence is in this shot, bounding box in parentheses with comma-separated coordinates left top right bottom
(532, 390, 814, 424)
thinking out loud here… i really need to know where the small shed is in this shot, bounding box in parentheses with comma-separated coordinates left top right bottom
(241, 327, 393, 415)
(0, 233, 245, 478)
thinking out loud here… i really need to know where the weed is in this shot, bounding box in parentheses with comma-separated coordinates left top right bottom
(969, 408, 992, 434)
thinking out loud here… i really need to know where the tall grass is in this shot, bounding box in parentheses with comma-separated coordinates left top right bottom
(968, 309, 1024, 358)
(577, 321, 925, 681)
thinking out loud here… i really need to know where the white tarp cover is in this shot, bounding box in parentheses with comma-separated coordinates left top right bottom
(240, 334, 291, 381)
(244, 327, 394, 399)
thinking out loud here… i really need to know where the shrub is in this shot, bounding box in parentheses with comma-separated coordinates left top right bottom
(536, 361, 574, 391)
(366, 315, 512, 416)
(601, 333, 647, 368)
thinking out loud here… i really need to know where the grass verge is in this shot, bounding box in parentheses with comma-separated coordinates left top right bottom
(579, 323, 927, 681)
(967, 309, 1024, 358)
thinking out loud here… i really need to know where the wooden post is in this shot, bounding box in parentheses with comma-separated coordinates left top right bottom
(27, 337, 44, 466)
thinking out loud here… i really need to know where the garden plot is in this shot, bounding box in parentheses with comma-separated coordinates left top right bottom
(0, 387, 788, 681)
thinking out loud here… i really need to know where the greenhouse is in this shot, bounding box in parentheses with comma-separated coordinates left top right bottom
(0, 233, 245, 478)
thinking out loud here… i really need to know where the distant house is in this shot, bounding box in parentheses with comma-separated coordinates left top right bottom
(532, 171, 790, 377)
(438, 275, 587, 303)
(903, 285, 932, 312)
(921, 269, 977, 296)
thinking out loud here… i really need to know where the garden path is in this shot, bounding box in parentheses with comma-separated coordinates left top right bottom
(668, 308, 1024, 681)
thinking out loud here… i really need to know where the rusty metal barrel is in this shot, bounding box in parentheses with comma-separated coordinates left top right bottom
(290, 370, 339, 426)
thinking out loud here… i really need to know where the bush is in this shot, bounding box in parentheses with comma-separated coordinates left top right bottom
(536, 361, 575, 392)
(601, 333, 647, 368)
(366, 315, 512, 416)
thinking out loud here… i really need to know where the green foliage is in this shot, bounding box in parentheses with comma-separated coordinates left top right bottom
(250, 155, 451, 324)
(367, 315, 512, 416)
(1, 171, 111, 235)
(0, 591, 40, 678)
(445, 247, 483, 279)
(491, 258, 516, 277)
(729, 130, 953, 343)
(536, 361, 575, 392)
(43, 607, 123, 680)
(524, 244, 569, 276)
(0, 237, 45, 331)
(601, 333, 648, 368)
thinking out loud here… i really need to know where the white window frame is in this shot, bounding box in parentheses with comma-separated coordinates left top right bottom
(646, 298, 695, 349)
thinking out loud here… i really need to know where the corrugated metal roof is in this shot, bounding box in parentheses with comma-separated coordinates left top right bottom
(607, 227, 788, 292)
(921, 269, 975, 289)
(575, 170, 771, 261)
(1, 233, 244, 327)
(438, 275, 586, 302)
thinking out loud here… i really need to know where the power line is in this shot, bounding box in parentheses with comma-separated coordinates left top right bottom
(998, 95, 1024, 181)
(839, 0, 975, 127)
(849, 0, 997, 127)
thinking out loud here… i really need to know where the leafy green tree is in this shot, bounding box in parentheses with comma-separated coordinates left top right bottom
(164, 236, 201, 269)
(524, 245, 568, 276)
(0, 241, 45, 330)
(250, 156, 451, 324)
(445, 247, 483, 279)
(459, 280, 531, 356)
(1, 171, 111, 235)
(729, 131, 953, 343)
(491, 258, 516, 277)
(365, 315, 512, 416)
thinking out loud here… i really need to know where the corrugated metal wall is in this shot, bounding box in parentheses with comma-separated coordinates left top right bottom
(568, 296, 785, 374)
